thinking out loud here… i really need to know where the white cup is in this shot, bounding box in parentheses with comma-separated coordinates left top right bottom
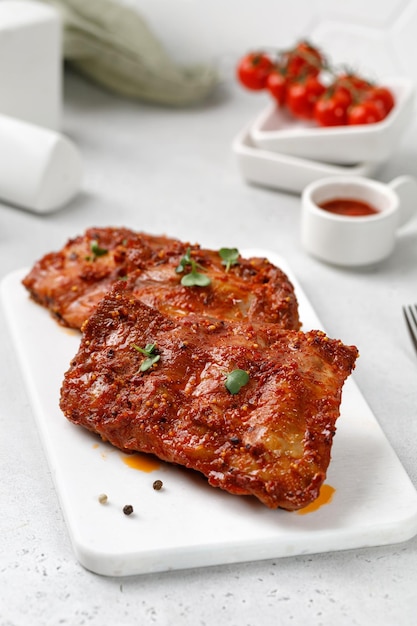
(301, 175, 417, 266)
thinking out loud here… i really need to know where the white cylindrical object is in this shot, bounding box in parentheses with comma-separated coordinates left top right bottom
(0, 0, 62, 130)
(0, 113, 82, 213)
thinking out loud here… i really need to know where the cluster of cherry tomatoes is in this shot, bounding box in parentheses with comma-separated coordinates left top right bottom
(236, 41, 395, 127)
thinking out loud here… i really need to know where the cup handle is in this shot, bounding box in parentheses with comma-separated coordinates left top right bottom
(389, 175, 417, 227)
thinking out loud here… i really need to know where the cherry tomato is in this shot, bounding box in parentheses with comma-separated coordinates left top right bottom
(236, 41, 393, 131)
(286, 76, 326, 119)
(266, 70, 287, 105)
(347, 100, 384, 125)
(338, 73, 372, 92)
(329, 80, 355, 107)
(314, 93, 349, 126)
(363, 86, 395, 117)
(237, 52, 274, 91)
(286, 41, 323, 78)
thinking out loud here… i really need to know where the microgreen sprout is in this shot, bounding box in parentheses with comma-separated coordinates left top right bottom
(90, 240, 109, 258)
(225, 369, 250, 394)
(132, 342, 160, 372)
(219, 248, 240, 272)
(175, 247, 211, 287)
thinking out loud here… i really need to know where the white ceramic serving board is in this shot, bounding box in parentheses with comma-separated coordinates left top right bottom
(2, 250, 417, 577)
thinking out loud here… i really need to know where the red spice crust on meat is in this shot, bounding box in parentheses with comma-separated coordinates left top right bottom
(60, 282, 358, 510)
(21, 227, 300, 331)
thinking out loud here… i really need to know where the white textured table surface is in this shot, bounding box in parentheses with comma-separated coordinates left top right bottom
(1, 71, 417, 625)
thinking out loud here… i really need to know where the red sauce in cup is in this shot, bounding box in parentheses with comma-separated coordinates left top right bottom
(318, 197, 379, 217)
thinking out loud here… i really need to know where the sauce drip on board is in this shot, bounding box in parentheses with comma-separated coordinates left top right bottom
(319, 197, 379, 217)
(296, 484, 335, 515)
(122, 453, 161, 473)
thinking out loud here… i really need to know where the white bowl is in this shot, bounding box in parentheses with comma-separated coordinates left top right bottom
(249, 77, 415, 165)
(232, 126, 380, 195)
(301, 176, 401, 266)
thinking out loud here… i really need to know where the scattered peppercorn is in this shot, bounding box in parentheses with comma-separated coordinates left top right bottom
(98, 493, 108, 504)
(153, 479, 163, 491)
(123, 504, 134, 516)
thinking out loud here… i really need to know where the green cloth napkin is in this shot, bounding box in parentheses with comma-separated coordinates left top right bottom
(40, 0, 218, 106)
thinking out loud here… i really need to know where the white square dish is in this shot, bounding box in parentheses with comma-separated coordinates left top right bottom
(249, 77, 415, 165)
(233, 127, 380, 194)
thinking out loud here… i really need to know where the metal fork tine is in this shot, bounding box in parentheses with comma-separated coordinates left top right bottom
(403, 305, 417, 355)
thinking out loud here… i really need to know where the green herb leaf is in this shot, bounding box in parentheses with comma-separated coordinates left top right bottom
(132, 342, 160, 372)
(175, 247, 211, 287)
(139, 354, 160, 372)
(91, 240, 108, 258)
(181, 272, 211, 287)
(175, 248, 192, 274)
(132, 342, 157, 356)
(225, 369, 250, 394)
(219, 247, 239, 272)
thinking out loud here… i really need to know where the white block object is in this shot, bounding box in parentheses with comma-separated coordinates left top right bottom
(0, 113, 82, 213)
(0, 0, 62, 130)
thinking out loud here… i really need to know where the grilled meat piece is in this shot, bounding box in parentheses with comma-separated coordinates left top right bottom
(22, 227, 179, 329)
(21, 227, 300, 331)
(60, 283, 358, 510)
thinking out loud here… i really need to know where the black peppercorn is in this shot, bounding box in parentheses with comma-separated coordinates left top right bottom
(123, 504, 134, 515)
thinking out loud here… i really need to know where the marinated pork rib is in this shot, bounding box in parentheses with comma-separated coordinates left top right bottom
(60, 282, 358, 510)
(22, 227, 300, 331)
